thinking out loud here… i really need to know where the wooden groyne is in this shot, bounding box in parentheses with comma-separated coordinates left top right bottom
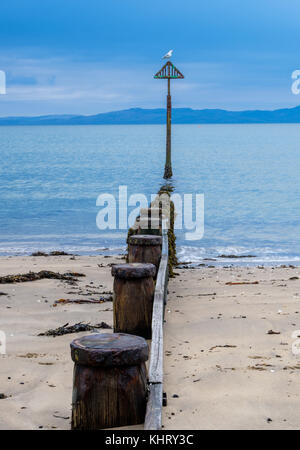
(144, 222, 168, 430)
(70, 197, 172, 430)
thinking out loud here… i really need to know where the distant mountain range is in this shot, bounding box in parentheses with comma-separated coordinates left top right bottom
(1, 106, 300, 125)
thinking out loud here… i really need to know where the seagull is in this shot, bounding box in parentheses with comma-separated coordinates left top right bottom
(162, 50, 173, 59)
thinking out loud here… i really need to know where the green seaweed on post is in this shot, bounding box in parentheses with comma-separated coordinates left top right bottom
(125, 183, 177, 277)
(156, 184, 177, 277)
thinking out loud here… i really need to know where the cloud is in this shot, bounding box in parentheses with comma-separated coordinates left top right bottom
(0, 51, 298, 115)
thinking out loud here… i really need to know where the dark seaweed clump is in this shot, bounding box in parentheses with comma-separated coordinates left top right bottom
(38, 321, 111, 337)
(0, 271, 85, 284)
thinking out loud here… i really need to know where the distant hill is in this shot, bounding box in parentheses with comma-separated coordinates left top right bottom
(1, 106, 300, 125)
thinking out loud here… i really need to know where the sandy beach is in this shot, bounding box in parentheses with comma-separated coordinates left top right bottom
(163, 264, 300, 429)
(0, 254, 120, 430)
(1, 255, 300, 430)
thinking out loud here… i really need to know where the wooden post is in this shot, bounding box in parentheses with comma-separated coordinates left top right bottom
(140, 207, 163, 220)
(164, 78, 172, 179)
(112, 263, 156, 339)
(154, 60, 184, 180)
(71, 333, 148, 430)
(128, 235, 162, 271)
(138, 216, 162, 235)
(139, 205, 166, 235)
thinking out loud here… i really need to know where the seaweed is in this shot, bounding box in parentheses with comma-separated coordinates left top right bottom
(0, 271, 85, 284)
(53, 296, 112, 306)
(157, 184, 177, 277)
(125, 183, 177, 276)
(31, 251, 73, 256)
(31, 251, 48, 257)
(38, 321, 111, 337)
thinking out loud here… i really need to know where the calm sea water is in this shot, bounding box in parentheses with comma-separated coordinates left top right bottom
(0, 124, 299, 265)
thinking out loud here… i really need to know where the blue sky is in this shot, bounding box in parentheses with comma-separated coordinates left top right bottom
(0, 0, 300, 115)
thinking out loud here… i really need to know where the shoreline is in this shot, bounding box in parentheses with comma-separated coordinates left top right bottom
(1, 251, 300, 269)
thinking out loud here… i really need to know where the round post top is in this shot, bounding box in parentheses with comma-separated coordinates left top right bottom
(111, 262, 156, 279)
(129, 235, 162, 247)
(70, 333, 148, 367)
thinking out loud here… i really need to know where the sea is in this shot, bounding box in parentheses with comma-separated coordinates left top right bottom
(0, 123, 299, 266)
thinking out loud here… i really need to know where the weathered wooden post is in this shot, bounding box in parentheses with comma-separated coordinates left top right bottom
(128, 235, 162, 272)
(154, 60, 184, 179)
(140, 207, 163, 220)
(139, 217, 162, 235)
(71, 333, 148, 430)
(112, 263, 156, 339)
(138, 207, 164, 235)
(165, 77, 172, 178)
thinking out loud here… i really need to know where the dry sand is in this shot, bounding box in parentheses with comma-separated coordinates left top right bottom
(163, 264, 300, 429)
(0, 254, 120, 430)
(1, 256, 300, 430)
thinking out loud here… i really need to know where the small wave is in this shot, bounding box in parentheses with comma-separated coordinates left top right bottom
(0, 244, 127, 257)
(0, 233, 127, 240)
(177, 245, 300, 266)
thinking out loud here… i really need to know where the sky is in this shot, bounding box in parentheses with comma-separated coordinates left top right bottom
(0, 0, 300, 116)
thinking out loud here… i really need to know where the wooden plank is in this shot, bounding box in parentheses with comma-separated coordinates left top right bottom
(144, 222, 168, 430)
(148, 290, 164, 384)
(144, 383, 163, 430)
(148, 226, 168, 384)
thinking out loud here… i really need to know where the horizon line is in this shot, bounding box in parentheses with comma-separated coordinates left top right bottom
(0, 103, 300, 119)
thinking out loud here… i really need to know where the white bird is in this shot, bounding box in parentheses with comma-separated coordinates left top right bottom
(162, 49, 173, 59)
